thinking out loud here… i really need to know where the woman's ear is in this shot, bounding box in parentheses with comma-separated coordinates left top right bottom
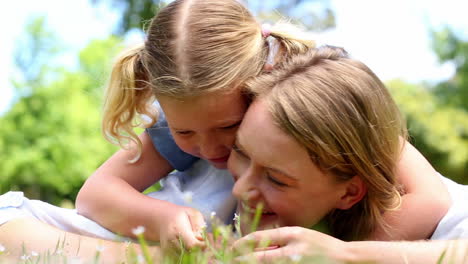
(335, 176, 367, 210)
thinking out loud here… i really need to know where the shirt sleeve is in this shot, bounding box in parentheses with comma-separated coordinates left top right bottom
(431, 175, 468, 239)
(145, 108, 198, 171)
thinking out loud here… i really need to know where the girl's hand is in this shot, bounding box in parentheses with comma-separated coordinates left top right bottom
(233, 226, 349, 263)
(158, 205, 206, 252)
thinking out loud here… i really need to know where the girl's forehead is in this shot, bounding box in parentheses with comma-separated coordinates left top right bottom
(158, 91, 248, 127)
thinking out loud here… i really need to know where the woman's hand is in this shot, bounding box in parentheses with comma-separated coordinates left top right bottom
(233, 226, 350, 263)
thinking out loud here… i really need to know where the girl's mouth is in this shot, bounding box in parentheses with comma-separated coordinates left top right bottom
(208, 155, 230, 163)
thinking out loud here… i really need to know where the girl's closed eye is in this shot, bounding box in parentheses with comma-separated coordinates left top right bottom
(175, 130, 193, 136)
(220, 121, 242, 130)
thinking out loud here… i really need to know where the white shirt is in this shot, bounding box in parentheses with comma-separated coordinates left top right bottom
(431, 175, 468, 239)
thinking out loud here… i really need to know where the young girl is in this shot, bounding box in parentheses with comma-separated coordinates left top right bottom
(76, 0, 314, 250)
(75, 0, 449, 250)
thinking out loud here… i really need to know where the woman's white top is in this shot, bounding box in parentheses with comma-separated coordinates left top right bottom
(431, 175, 468, 239)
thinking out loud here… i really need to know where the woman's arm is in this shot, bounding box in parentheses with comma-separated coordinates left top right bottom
(370, 141, 451, 240)
(0, 218, 161, 263)
(347, 239, 468, 264)
(233, 227, 468, 264)
(76, 132, 205, 248)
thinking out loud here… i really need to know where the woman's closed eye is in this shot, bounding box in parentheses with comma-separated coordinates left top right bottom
(267, 172, 289, 187)
(232, 143, 249, 159)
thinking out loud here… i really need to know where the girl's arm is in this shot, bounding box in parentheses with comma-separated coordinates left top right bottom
(369, 141, 451, 240)
(76, 132, 205, 248)
(0, 218, 161, 263)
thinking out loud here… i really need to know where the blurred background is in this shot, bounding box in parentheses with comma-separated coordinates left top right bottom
(0, 0, 467, 206)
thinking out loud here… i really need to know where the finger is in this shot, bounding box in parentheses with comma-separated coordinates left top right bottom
(176, 212, 205, 249)
(233, 227, 291, 252)
(236, 247, 288, 263)
(188, 209, 206, 241)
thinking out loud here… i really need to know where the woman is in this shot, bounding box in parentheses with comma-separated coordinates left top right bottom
(229, 46, 468, 262)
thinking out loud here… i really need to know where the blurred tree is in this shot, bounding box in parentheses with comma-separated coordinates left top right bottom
(91, 0, 165, 35)
(247, 0, 335, 31)
(90, 0, 334, 35)
(388, 80, 468, 184)
(12, 16, 62, 96)
(0, 17, 121, 205)
(432, 27, 468, 110)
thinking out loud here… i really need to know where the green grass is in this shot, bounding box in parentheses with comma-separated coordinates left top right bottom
(1, 206, 466, 264)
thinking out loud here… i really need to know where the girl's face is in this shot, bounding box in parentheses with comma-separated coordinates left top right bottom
(158, 90, 248, 169)
(228, 100, 355, 233)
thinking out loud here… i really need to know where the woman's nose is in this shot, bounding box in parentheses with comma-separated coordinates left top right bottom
(232, 167, 260, 202)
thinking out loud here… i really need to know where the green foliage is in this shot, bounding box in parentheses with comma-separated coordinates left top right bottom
(13, 16, 62, 95)
(248, 0, 335, 32)
(0, 19, 122, 204)
(92, 0, 166, 35)
(388, 80, 468, 184)
(432, 27, 468, 110)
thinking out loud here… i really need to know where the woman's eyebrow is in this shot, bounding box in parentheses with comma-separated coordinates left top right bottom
(234, 137, 247, 152)
(235, 135, 298, 181)
(267, 166, 299, 181)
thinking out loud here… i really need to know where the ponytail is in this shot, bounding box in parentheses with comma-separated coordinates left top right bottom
(102, 44, 156, 162)
(263, 21, 316, 67)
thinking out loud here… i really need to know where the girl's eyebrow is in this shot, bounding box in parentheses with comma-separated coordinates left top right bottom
(216, 117, 243, 126)
(235, 136, 298, 181)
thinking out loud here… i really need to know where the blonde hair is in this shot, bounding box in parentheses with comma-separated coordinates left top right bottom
(246, 46, 407, 240)
(102, 0, 315, 160)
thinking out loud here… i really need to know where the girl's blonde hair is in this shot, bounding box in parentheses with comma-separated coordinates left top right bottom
(246, 46, 407, 240)
(102, 0, 315, 160)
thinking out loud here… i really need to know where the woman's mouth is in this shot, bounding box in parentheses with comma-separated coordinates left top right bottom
(239, 202, 278, 231)
(241, 202, 276, 216)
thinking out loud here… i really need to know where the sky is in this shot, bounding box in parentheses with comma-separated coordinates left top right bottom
(1, 0, 468, 114)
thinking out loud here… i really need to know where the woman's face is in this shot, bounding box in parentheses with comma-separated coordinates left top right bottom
(228, 100, 354, 233)
(159, 90, 247, 169)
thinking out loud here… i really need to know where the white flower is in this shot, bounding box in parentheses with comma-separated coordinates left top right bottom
(289, 254, 302, 262)
(132, 226, 146, 236)
(137, 254, 145, 263)
(233, 213, 240, 222)
(30, 251, 38, 257)
(0, 244, 5, 252)
(210, 211, 216, 219)
(182, 191, 193, 203)
(20, 254, 30, 260)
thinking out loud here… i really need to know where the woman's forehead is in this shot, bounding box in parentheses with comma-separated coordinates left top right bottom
(239, 101, 314, 174)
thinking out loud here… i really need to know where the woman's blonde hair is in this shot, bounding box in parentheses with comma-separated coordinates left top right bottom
(246, 46, 407, 240)
(102, 0, 315, 160)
